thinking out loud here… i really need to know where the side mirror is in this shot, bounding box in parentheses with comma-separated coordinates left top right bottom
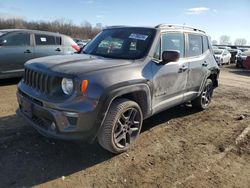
(161, 50, 180, 64)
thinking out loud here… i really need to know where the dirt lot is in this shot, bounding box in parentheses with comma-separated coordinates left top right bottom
(0, 65, 249, 188)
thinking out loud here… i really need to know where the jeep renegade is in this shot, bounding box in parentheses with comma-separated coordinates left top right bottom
(17, 25, 219, 153)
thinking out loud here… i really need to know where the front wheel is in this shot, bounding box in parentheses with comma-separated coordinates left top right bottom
(192, 79, 214, 110)
(98, 99, 143, 154)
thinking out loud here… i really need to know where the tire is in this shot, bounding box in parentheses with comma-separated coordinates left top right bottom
(97, 98, 143, 154)
(192, 79, 214, 110)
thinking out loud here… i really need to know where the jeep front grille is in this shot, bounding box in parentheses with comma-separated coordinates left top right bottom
(23, 68, 61, 94)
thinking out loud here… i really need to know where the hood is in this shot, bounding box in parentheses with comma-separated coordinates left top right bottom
(25, 54, 133, 75)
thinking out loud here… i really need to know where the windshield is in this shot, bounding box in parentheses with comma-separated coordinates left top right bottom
(214, 49, 223, 55)
(82, 28, 156, 59)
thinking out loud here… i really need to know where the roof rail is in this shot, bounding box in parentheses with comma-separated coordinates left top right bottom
(155, 24, 205, 33)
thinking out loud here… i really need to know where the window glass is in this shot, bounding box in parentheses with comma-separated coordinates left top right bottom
(162, 32, 184, 58)
(35, 34, 56, 45)
(55, 36, 62, 45)
(187, 34, 202, 57)
(83, 28, 156, 59)
(0, 31, 7, 37)
(153, 40, 161, 60)
(2, 33, 30, 46)
(97, 36, 124, 54)
(202, 36, 209, 52)
(129, 41, 137, 51)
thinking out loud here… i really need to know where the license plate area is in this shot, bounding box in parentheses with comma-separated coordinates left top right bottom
(21, 98, 33, 118)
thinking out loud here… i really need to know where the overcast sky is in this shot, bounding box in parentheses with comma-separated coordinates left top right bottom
(0, 0, 250, 44)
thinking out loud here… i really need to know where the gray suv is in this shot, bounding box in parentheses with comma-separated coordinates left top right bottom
(0, 29, 80, 79)
(17, 25, 219, 153)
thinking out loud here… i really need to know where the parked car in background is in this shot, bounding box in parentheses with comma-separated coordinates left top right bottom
(239, 48, 250, 53)
(228, 48, 238, 63)
(217, 46, 238, 63)
(235, 49, 242, 63)
(212, 46, 218, 50)
(73, 38, 90, 49)
(243, 56, 250, 69)
(217, 46, 232, 51)
(214, 49, 231, 65)
(236, 50, 250, 68)
(0, 29, 80, 79)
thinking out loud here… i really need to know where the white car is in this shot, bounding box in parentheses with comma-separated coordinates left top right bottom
(214, 49, 231, 65)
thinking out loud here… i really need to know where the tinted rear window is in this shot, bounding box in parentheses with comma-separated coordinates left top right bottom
(202, 36, 209, 52)
(56, 36, 62, 45)
(35, 34, 56, 45)
(187, 34, 202, 57)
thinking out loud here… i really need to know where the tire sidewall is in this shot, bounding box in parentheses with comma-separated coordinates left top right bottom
(111, 102, 143, 153)
(201, 79, 213, 109)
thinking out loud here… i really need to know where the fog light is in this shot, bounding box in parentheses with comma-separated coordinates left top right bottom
(51, 122, 56, 130)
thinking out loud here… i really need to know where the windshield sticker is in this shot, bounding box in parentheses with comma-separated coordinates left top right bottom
(40, 37, 47, 42)
(129, 33, 148, 41)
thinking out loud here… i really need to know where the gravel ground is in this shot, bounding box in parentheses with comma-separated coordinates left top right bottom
(0, 65, 249, 188)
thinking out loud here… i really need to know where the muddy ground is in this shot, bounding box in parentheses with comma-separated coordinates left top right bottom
(0, 65, 249, 188)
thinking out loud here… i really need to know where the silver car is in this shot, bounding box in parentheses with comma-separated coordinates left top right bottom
(0, 29, 80, 79)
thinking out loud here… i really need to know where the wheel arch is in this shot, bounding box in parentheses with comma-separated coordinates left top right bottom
(198, 68, 219, 95)
(92, 83, 152, 142)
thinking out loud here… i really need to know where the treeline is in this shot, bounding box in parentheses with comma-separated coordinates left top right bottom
(0, 18, 102, 39)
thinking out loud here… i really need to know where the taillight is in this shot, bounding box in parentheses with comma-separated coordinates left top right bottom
(71, 44, 80, 52)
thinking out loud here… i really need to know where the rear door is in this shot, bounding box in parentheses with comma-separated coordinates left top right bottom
(151, 32, 189, 114)
(0, 32, 33, 74)
(34, 34, 63, 58)
(184, 34, 209, 101)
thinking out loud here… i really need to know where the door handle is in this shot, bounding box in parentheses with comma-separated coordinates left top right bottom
(55, 48, 61, 52)
(202, 61, 208, 67)
(24, 49, 31, 53)
(179, 65, 188, 73)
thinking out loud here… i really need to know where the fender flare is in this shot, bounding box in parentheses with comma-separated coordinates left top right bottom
(198, 68, 219, 95)
(91, 83, 152, 141)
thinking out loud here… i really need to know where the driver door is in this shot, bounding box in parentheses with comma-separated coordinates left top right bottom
(151, 32, 189, 114)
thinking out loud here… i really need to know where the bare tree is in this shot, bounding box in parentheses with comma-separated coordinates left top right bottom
(234, 38, 247, 46)
(219, 35, 231, 45)
(0, 18, 101, 39)
(212, 40, 218, 45)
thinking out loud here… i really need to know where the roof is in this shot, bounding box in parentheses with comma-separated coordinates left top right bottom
(0, 29, 64, 36)
(155, 24, 206, 34)
(104, 24, 206, 35)
(104, 25, 155, 30)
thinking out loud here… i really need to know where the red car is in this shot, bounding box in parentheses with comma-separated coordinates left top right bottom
(243, 56, 250, 69)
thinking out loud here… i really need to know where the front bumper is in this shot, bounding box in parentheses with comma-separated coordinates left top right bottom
(16, 90, 101, 141)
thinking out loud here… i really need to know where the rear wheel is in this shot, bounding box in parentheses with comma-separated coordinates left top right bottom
(98, 99, 143, 154)
(192, 79, 214, 110)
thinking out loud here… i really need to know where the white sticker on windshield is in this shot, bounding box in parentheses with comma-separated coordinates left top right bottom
(129, 33, 148, 41)
(40, 37, 47, 42)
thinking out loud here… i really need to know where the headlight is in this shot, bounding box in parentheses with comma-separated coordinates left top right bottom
(61, 78, 74, 95)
